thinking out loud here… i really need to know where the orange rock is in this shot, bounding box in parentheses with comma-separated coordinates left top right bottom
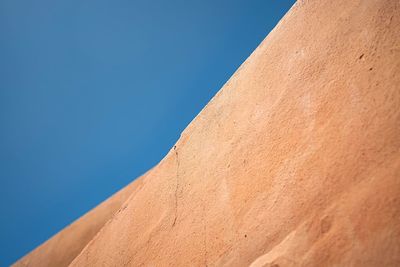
(15, 0, 400, 266)
(13, 177, 146, 267)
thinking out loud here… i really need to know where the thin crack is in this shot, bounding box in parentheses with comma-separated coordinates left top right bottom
(202, 199, 208, 267)
(172, 145, 179, 227)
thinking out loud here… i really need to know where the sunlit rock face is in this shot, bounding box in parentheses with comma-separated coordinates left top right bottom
(15, 0, 400, 266)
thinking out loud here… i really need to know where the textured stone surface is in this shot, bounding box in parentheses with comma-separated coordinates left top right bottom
(15, 0, 400, 266)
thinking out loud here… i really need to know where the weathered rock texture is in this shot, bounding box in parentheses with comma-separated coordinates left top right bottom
(15, 0, 400, 266)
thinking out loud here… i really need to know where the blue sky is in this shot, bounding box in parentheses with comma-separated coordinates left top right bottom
(0, 0, 295, 265)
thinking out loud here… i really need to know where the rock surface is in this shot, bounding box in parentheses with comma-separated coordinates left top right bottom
(15, 0, 400, 266)
(14, 178, 145, 266)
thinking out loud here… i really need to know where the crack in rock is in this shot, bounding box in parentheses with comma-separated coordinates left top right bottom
(202, 200, 208, 267)
(172, 146, 180, 227)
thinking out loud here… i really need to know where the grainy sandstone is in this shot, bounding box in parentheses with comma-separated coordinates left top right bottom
(15, 0, 400, 266)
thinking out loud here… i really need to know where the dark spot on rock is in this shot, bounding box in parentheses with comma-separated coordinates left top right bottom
(321, 215, 333, 234)
(369, 67, 373, 71)
(359, 54, 364, 59)
(244, 234, 247, 238)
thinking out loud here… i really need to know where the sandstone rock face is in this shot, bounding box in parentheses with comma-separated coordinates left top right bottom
(14, 178, 145, 267)
(15, 0, 400, 266)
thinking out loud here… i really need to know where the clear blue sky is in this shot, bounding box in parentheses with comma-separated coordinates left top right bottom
(0, 0, 295, 265)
